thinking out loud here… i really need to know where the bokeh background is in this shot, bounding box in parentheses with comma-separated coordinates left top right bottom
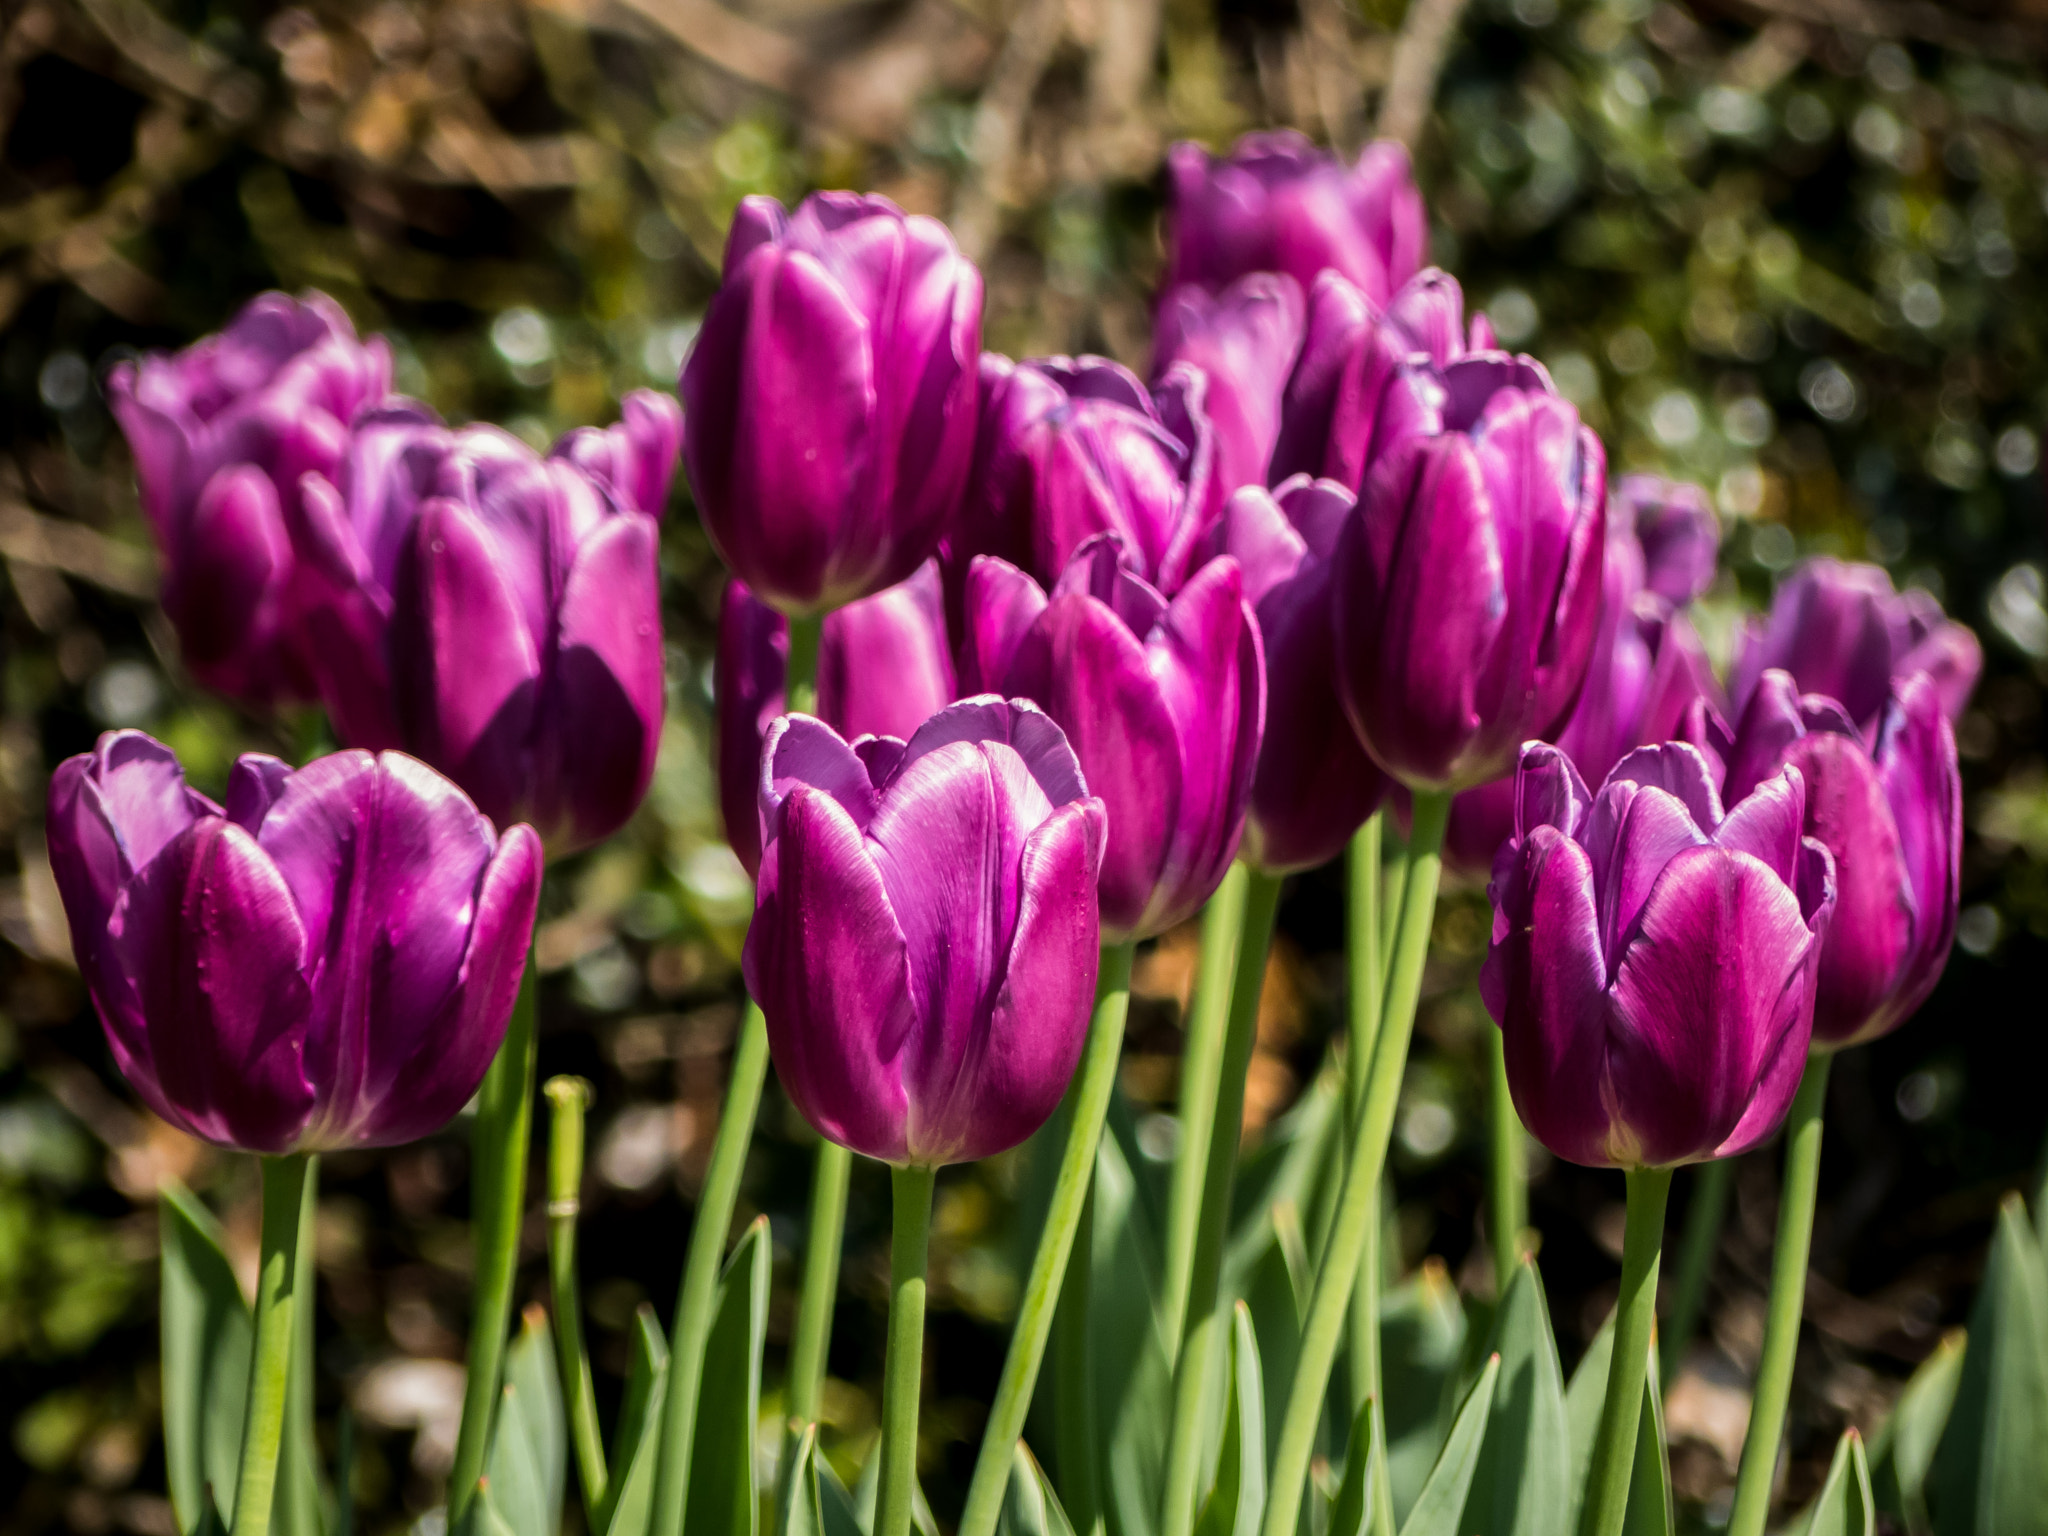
(4, 0, 2048, 1530)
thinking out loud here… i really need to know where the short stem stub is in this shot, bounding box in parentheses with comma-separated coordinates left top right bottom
(1577, 1164, 1674, 1536)
(879, 1163, 938, 1536)
(1486, 1027, 1528, 1293)
(545, 1075, 606, 1516)
(233, 1153, 313, 1536)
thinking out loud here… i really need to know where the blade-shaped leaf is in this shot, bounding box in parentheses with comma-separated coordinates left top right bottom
(480, 1307, 567, 1536)
(1000, 1442, 1079, 1536)
(1227, 1068, 1341, 1278)
(687, 1216, 771, 1536)
(1093, 1114, 1172, 1536)
(1398, 1353, 1500, 1536)
(775, 1423, 831, 1536)
(1194, 1304, 1265, 1536)
(1798, 1428, 1875, 1536)
(1621, 1354, 1672, 1536)
(597, 1306, 671, 1536)
(1240, 1206, 1309, 1468)
(1458, 1257, 1570, 1536)
(1871, 1330, 1965, 1536)
(1562, 1314, 1613, 1536)
(160, 1181, 252, 1536)
(851, 1446, 940, 1536)
(1564, 1310, 1670, 1536)
(1382, 1261, 1468, 1524)
(1329, 1396, 1386, 1536)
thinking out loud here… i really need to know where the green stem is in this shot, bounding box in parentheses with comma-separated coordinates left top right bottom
(1661, 1156, 1731, 1387)
(1259, 789, 1448, 1536)
(1160, 863, 1250, 1350)
(1578, 1165, 1674, 1536)
(649, 999, 773, 1536)
(878, 1164, 938, 1536)
(1159, 868, 1284, 1536)
(545, 1076, 607, 1516)
(1054, 1180, 1101, 1534)
(278, 1157, 322, 1536)
(1486, 1028, 1528, 1294)
(789, 1140, 852, 1425)
(448, 955, 538, 1519)
(232, 1154, 312, 1536)
(956, 943, 1135, 1536)
(785, 612, 823, 716)
(1345, 815, 1384, 1414)
(1726, 1052, 1832, 1536)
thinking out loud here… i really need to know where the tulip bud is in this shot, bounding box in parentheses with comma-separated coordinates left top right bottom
(1152, 274, 1306, 497)
(960, 537, 1264, 939)
(745, 700, 1106, 1165)
(286, 396, 669, 855)
(1615, 473, 1720, 607)
(47, 732, 541, 1155)
(1685, 671, 1960, 1049)
(1213, 478, 1389, 872)
(717, 562, 958, 877)
(106, 291, 391, 706)
(550, 389, 684, 516)
(1161, 132, 1427, 307)
(1481, 742, 1835, 1169)
(681, 192, 983, 615)
(1333, 355, 1607, 792)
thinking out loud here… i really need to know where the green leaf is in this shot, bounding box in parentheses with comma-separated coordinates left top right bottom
(1797, 1428, 1875, 1536)
(1328, 1396, 1386, 1536)
(1933, 1194, 2048, 1536)
(850, 1451, 940, 1536)
(1226, 1068, 1341, 1278)
(1092, 1115, 1172, 1536)
(480, 1308, 567, 1536)
(1562, 1313, 1614, 1535)
(998, 1442, 1078, 1536)
(1458, 1257, 1570, 1536)
(1871, 1329, 1965, 1536)
(1194, 1303, 1265, 1536)
(1398, 1352, 1500, 1536)
(775, 1422, 855, 1536)
(159, 1181, 252, 1536)
(1621, 1354, 1672, 1536)
(1564, 1310, 1670, 1536)
(686, 1215, 771, 1536)
(595, 1306, 670, 1536)
(1381, 1261, 1468, 1524)
(1240, 1205, 1308, 1468)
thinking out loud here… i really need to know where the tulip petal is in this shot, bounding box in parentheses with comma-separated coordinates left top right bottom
(760, 716, 882, 845)
(1858, 678, 1960, 1040)
(1713, 764, 1806, 887)
(1602, 743, 1723, 831)
(890, 697, 1090, 811)
(1582, 783, 1709, 974)
(716, 579, 788, 878)
(959, 556, 1050, 695)
(819, 561, 955, 743)
(1512, 742, 1591, 840)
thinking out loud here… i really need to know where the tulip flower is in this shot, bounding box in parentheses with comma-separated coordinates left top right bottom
(1161, 131, 1427, 308)
(1616, 472, 1720, 606)
(1729, 557, 1982, 729)
(1685, 670, 1960, 1048)
(718, 561, 957, 877)
(286, 397, 669, 855)
(46, 731, 543, 1154)
(1152, 274, 1306, 496)
(681, 192, 984, 615)
(550, 388, 686, 517)
(1332, 355, 1607, 792)
(1480, 741, 1835, 1169)
(960, 537, 1263, 939)
(744, 699, 1106, 1165)
(107, 291, 390, 705)
(1212, 478, 1388, 872)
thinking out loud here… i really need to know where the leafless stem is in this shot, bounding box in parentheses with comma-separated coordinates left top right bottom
(1374, 0, 1471, 149)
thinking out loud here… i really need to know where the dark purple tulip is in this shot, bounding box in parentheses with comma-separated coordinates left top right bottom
(286, 397, 668, 855)
(717, 561, 958, 878)
(1333, 355, 1608, 792)
(681, 192, 983, 615)
(106, 291, 391, 706)
(1615, 473, 1720, 606)
(1213, 477, 1389, 873)
(959, 537, 1263, 940)
(47, 732, 542, 1155)
(1152, 274, 1306, 497)
(1729, 557, 1982, 730)
(745, 700, 1106, 1165)
(1480, 742, 1834, 1168)
(1685, 671, 1960, 1049)
(1161, 132, 1427, 308)
(549, 388, 685, 517)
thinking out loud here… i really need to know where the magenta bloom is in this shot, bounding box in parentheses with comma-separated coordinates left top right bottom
(681, 192, 983, 615)
(1687, 671, 1960, 1049)
(960, 538, 1263, 940)
(286, 396, 671, 855)
(47, 733, 542, 1155)
(1333, 356, 1607, 792)
(106, 291, 390, 706)
(1152, 274, 1306, 497)
(1213, 478, 1389, 873)
(1162, 132, 1427, 308)
(1481, 743, 1835, 1169)
(745, 700, 1106, 1165)
(717, 561, 958, 877)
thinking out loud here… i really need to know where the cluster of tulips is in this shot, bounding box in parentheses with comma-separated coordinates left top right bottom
(44, 128, 1991, 1536)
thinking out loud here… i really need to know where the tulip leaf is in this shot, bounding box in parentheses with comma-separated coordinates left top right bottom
(1457, 1256, 1570, 1536)
(851, 1447, 941, 1536)
(1380, 1261, 1469, 1524)
(1239, 1204, 1309, 1467)
(686, 1215, 771, 1536)
(1621, 1353, 1673, 1536)
(1561, 1312, 1614, 1533)
(1194, 1303, 1265, 1536)
(1397, 1351, 1500, 1536)
(998, 1441, 1079, 1536)
(479, 1307, 567, 1536)
(1226, 1066, 1341, 1278)
(1871, 1329, 1965, 1536)
(772, 1422, 861, 1536)
(159, 1180, 252, 1536)
(1563, 1309, 1671, 1536)
(595, 1305, 670, 1536)
(1093, 1115, 1172, 1536)
(1328, 1395, 1387, 1536)
(1796, 1428, 1876, 1536)
(1932, 1193, 2048, 1536)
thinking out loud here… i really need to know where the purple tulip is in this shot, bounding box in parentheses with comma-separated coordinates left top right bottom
(1480, 742, 1835, 1168)
(46, 732, 542, 1154)
(744, 700, 1106, 1165)
(286, 396, 669, 855)
(959, 537, 1263, 940)
(106, 291, 391, 706)
(550, 388, 686, 517)
(1685, 670, 1960, 1049)
(681, 192, 983, 616)
(1212, 477, 1389, 873)
(1161, 132, 1427, 308)
(1333, 355, 1608, 792)
(718, 561, 958, 877)
(1729, 558, 1982, 730)
(1615, 473, 1720, 607)
(1152, 274, 1306, 497)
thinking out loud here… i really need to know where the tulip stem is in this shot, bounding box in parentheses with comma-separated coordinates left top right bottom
(650, 998, 773, 1536)
(1160, 861, 1250, 1351)
(1260, 788, 1448, 1536)
(1345, 814, 1384, 1415)
(232, 1153, 313, 1536)
(449, 955, 538, 1520)
(1486, 1028, 1527, 1294)
(1727, 1051, 1833, 1536)
(1158, 867, 1284, 1536)
(879, 1163, 937, 1536)
(1053, 1180, 1100, 1534)
(785, 612, 823, 716)
(956, 943, 1134, 1536)
(1578, 1165, 1673, 1536)
(1661, 1156, 1731, 1388)
(789, 1139, 852, 1424)
(544, 1076, 607, 1516)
